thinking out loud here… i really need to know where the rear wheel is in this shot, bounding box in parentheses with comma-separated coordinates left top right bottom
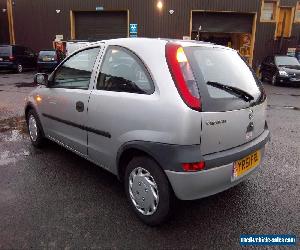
(16, 63, 23, 73)
(124, 156, 174, 226)
(26, 109, 45, 147)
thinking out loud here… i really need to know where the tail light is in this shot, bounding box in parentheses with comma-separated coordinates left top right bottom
(165, 43, 201, 111)
(9, 56, 15, 61)
(182, 161, 205, 172)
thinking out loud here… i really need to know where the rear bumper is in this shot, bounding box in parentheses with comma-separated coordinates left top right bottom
(37, 62, 57, 70)
(166, 148, 264, 200)
(0, 62, 15, 69)
(166, 128, 270, 200)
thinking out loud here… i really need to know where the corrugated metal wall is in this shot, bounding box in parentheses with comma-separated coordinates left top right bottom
(8, 0, 300, 68)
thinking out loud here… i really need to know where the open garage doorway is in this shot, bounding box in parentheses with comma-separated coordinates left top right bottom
(191, 11, 257, 65)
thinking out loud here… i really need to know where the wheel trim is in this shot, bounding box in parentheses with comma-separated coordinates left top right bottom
(17, 64, 23, 72)
(129, 167, 159, 216)
(28, 115, 38, 142)
(272, 75, 276, 85)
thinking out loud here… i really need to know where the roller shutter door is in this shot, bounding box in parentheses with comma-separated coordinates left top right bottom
(75, 11, 128, 40)
(192, 12, 253, 33)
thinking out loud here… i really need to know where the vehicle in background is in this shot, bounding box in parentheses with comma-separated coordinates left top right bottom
(0, 45, 37, 73)
(25, 38, 269, 225)
(37, 50, 65, 72)
(260, 55, 300, 86)
(66, 41, 91, 56)
(296, 46, 300, 62)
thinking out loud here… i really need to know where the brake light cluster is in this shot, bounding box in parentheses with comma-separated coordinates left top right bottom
(182, 161, 205, 172)
(165, 43, 201, 111)
(9, 56, 15, 61)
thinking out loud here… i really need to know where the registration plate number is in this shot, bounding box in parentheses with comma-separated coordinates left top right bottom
(290, 78, 300, 82)
(232, 150, 261, 180)
(42, 57, 51, 61)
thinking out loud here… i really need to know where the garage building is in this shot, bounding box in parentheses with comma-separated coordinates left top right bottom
(0, 0, 300, 69)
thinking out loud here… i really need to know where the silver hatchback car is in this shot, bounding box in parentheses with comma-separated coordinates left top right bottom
(25, 38, 270, 225)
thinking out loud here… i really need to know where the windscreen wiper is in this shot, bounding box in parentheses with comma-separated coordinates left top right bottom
(207, 81, 254, 102)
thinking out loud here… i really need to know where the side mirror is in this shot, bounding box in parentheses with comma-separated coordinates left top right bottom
(34, 73, 48, 86)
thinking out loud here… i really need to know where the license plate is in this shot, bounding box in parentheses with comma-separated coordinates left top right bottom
(42, 57, 51, 61)
(232, 150, 261, 180)
(290, 78, 300, 82)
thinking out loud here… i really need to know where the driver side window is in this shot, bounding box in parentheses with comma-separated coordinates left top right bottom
(96, 46, 154, 94)
(52, 47, 100, 89)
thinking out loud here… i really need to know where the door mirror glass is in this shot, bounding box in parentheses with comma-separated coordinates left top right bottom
(34, 73, 48, 86)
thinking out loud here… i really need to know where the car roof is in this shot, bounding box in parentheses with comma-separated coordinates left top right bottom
(87, 37, 233, 51)
(39, 49, 56, 52)
(274, 55, 294, 57)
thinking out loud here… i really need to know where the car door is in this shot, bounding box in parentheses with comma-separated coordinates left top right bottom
(268, 56, 278, 79)
(261, 56, 272, 80)
(87, 46, 155, 172)
(38, 46, 102, 156)
(25, 48, 37, 68)
(14, 46, 26, 67)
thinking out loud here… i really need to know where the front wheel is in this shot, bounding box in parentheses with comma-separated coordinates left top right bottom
(124, 156, 174, 226)
(16, 63, 23, 73)
(26, 109, 45, 147)
(271, 74, 278, 86)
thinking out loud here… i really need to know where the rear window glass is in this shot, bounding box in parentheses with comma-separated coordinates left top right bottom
(0, 46, 11, 56)
(39, 51, 56, 57)
(185, 47, 261, 101)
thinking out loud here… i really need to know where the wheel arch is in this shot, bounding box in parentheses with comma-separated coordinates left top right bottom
(24, 102, 36, 120)
(116, 142, 162, 182)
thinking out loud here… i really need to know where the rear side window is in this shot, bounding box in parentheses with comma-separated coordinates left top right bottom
(13, 46, 25, 55)
(0, 46, 11, 56)
(97, 46, 154, 94)
(51, 47, 100, 89)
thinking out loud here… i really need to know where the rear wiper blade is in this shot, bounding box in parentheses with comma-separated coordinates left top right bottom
(207, 81, 254, 102)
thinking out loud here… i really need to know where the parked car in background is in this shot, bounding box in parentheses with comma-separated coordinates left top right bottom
(0, 45, 37, 73)
(260, 55, 300, 86)
(296, 46, 300, 62)
(25, 38, 269, 225)
(37, 50, 65, 72)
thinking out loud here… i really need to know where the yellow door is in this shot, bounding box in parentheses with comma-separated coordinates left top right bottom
(276, 7, 294, 38)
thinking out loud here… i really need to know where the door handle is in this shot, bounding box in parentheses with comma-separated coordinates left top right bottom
(76, 101, 84, 112)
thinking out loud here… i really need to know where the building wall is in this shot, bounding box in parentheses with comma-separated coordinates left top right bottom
(7, 0, 300, 67)
(0, 0, 10, 44)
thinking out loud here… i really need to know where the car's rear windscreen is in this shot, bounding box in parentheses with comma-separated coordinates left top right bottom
(0, 46, 11, 56)
(184, 46, 264, 111)
(38, 51, 56, 58)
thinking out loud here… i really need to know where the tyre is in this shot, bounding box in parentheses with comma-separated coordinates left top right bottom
(26, 109, 45, 147)
(124, 156, 174, 226)
(16, 63, 23, 73)
(271, 74, 278, 86)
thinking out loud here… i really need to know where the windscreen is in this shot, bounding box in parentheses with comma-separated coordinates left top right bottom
(0, 46, 11, 56)
(184, 46, 263, 111)
(275, 56, 300, 66)
(38, 51, 56, 58)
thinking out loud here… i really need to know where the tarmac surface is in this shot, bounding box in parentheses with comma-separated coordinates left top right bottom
(0, 72, 299, 249)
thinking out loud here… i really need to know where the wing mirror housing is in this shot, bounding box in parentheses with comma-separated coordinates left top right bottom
(34, 73, 48, 86)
